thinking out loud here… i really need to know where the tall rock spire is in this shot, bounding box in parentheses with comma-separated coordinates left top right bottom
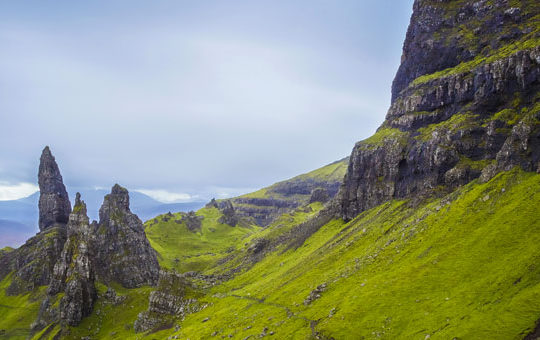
(38, 146, 71, 231)
(35, 193, 97, 329)
(47, 193, 96, 326)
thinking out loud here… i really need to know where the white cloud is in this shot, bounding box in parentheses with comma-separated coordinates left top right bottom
(0, 182, 38, 201)
(135, 189, 192, 203)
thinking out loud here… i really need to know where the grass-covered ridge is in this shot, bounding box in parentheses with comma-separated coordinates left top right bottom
(357, 126, 409, 149)
(228, 157, 348, 226)
(236, 157, 348, 201)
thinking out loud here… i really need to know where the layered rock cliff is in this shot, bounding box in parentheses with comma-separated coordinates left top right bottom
(229, 158, 348, 226)
(338, 0, 540, 220)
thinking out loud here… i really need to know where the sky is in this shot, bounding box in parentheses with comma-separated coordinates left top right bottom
(0, 0, 414, 203)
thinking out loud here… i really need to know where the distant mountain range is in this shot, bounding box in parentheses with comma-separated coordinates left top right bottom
(0, 189, 205, 247)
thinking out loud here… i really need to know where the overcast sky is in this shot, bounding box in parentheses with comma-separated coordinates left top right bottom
(0, 0, 414, 203)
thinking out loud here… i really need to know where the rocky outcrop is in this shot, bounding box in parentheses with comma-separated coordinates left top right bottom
(304, 283, 327, 305)
(36, 193, 97, 328)
(3, 148, 162, 332)
(217, 200, 239, 226)
(309, 188, 330, 203)
(134, 270, 199, 333)
(338, 0, 540, 221)
(93, 184, 160, 288)
(3, 227, 66, 295)
(205, 199, 240, 226)
(33, 184, 161, 329)
(180, 211, 204, 232)
(1, 148, 69, 295)
(38, 146, 71, 231)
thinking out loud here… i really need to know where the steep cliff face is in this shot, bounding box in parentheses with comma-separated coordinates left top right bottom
(38, 146, 71, 231)
(93, 184, 160, 288)
(392, 0, 539, 101)
(339, 0, 540, 220)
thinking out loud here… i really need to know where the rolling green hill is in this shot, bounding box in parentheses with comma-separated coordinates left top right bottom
(228, 157, 348, 226)
(145, 207, 261, 273)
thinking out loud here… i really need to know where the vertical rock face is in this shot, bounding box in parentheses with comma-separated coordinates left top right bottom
(338, 0, 540, 221)
(38, 146, 71, 231)
(217, 200, 239, 226)
(2, 147, 70, 295)
(93, 184, 160, 288)
(392, 0, 538, 101)
(46, 193, 96, 326)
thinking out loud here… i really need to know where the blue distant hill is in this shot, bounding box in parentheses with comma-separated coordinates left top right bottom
(0, 189, 205, 247)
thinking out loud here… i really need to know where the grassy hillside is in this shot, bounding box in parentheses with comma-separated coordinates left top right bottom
(154, 168, 540, 339)
(3, 168, 539, 339)
(0, 273, 45, 339)
(145, 207, 261, 273)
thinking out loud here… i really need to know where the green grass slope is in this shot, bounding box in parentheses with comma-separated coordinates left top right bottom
(0, 273, 45, 340)
(145, 207, 261, 272)
(159, 168, 540, 339)
(6, 168, 539, 339)
(30, 283, 155, 340)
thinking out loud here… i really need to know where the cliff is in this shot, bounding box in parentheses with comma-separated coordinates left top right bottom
(338, 0, 540, 220)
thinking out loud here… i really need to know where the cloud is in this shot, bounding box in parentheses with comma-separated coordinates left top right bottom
(0, 182, 38, 201)
(0, 1, 414, 195)
(135, 189, 192, 203)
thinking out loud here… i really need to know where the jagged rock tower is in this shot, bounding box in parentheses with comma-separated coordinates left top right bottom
(93, 184, 160, 288)
(38, 146, 71, 231)
(46, 193, 97, 326)
(0, 147, 70, 295)
(35, 183, 160, 329)
(0, 147, 161, 331)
